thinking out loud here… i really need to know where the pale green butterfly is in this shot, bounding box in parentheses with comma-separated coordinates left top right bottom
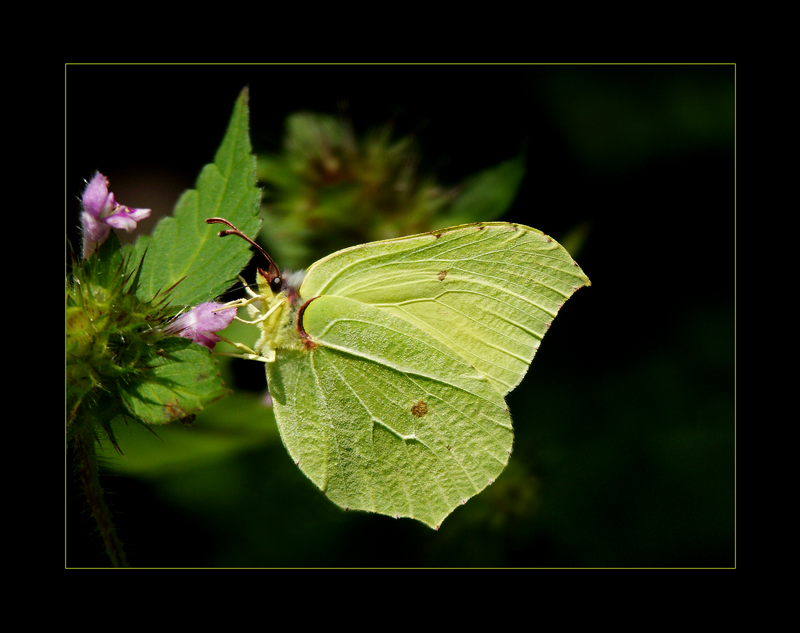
(207, 217, 590, 529)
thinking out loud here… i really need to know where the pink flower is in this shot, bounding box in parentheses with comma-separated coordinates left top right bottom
(81, 172, 151, 258)
(164, 302, 237, 351)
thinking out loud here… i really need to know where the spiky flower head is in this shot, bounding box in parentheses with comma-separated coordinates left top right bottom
(67, 234, 175, 441)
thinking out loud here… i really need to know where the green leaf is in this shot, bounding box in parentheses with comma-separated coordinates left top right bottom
(440, 151, 526, 225)
(129, 87, 262, 307)
(98, 391, 277, 475)
(119, 337, 230, 425)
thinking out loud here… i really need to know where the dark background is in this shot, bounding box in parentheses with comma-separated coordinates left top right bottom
(66, 64, 734, 568)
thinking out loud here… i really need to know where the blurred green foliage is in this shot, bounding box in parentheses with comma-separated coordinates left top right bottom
(256, 112, 525, 269)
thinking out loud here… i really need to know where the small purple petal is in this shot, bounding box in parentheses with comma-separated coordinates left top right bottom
(164, 302, 237, 351)
(80, 211, 111, 259)
(191, 331, 224, 349)
(105, 206, 151, 232)
(104, 213, 136, 232)
(82, 172, 112, 219)
(126, 206, 152, 222)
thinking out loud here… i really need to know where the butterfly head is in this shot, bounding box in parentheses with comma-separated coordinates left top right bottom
(206, 216, 288, 293)
(256, 265, 305, 305)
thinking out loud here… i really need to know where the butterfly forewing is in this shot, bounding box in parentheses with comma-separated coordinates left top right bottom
(299, 223, 590, 396)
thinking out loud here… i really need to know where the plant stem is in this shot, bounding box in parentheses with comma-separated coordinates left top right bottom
(74, 429, 128, 567)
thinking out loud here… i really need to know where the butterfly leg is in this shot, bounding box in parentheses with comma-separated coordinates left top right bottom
(214, 276, 265, 315)
(213, 335, 272, 362)
(239, 275, 261, 299)
(233, 298, 283, 326)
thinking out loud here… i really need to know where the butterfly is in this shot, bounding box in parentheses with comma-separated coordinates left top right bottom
(207, 217, 590, 528)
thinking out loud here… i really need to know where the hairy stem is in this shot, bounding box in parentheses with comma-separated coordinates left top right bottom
(74, 429, 128, 567)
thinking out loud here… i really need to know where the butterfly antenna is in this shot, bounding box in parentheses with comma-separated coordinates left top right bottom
(206, 217, 281, 279)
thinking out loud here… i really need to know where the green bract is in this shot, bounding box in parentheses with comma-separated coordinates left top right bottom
(229, 222, 590, 528)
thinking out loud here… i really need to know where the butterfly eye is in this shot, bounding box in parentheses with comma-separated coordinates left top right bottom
(270, 277, 283, 294)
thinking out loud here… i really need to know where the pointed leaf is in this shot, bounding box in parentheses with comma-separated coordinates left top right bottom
(130, 88, 262, 307)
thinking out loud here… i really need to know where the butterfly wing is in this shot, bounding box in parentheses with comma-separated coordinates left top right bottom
(266, 294, 512, 528)
(299, 222, 591, 396)
(267, 222, 588, 527)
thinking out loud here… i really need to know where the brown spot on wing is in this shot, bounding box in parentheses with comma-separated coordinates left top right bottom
(410, 400, 429, 417)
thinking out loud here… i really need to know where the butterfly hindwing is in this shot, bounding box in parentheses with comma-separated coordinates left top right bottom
(268, 294, 512, 528)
